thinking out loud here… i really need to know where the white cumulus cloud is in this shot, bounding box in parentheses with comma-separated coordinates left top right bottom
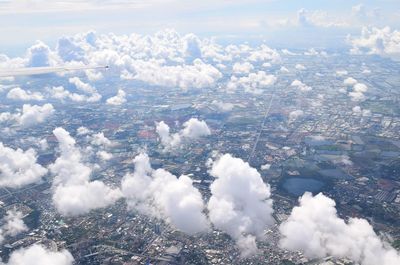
(0, 210, 28, 244)
(0, 142, 47, 188)
(121, 153, 208, 234)
(156, 118, 211, 149)
(7, 87, 44, 101)
(1, 244, 74, 265)
(349, 27, 400, 61)
(207, 154, 274, 257)
(291, 79, 312, 92)
(279, 192, 400, 265)
(49, 127, 121, 216)
(106, 89, 126, 105)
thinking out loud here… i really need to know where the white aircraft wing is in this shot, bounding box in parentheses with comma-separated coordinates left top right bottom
(0, 65, 108, 78)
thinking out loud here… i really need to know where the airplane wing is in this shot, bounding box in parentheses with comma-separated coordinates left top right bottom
(0, 65, 109, 78)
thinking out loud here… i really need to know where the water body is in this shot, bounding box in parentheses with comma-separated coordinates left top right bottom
(281, 177, 325, 197)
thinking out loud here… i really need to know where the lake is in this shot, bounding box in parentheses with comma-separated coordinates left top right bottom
(281, 177, 325, 197)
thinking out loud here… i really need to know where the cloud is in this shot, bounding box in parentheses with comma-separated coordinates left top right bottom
(352, 4, 381, 22)
(156, 118, 211, 149)
(279, 66, 290, 73)
(68, 77, 101, 102)
(352, 106, 371, 116)
(125, 58, 222, 90)
(57, 36, 85, 62)
(90, 132, 112, 147)
(349, 27, 400, 61)
(1, 244, 74, 265)
(349, 82, 368, 101)
(26, 41, 58, 67)
(295, 64, 306, 70)
(121, 153, 208, 234)
(335, 70, 348, 76)
(207, 154, 274, 256)
(232, 62, 254, 74)
(296, 8, 348, 28)
(18, 104, 54, 127)
(227, 71, 277, 94)
(17, 104, 53, 127)
(0, 142, 47, 188)
(76, 126, 91, 135)
(248, 44, 281, 63)
(0, 210, 28, 243)
(212, 100, 234, 112)
(354, 83, 368, 93)
(7, 87, 44, 101)
(106, 89, 126, 105)
(290, 79, 312, 92)
(344, 77, 357, 86)
(182, 33, 202, 63)
(288, 109, 304, 123)
(49, 127, 121, 216)
(181, 118, 211, 138)
(0, 104, 54, 127)
(279, 192, 400, 265)
(4, 30, 282, 93)
(96, 150, 113, 161)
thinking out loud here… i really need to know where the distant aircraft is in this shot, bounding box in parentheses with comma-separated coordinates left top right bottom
(0, 65, 109, 78)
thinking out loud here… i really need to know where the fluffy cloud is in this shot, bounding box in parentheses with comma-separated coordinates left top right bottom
(121, 153, 208, 234)
(7, 87, 44, 101)
(279, 192, 400, 265)
(106, 89, 126, 105)
(291, 79, 312, 92)
(68, 77, 101, 102)
(232, 62, 254, 74)
(4, 30, 283, 93)
(335, 70, 348, 76)
(49, 86, 100, 103)
(227, 71, 277, 94)
(0, 210, 28, 243)
(125, 58, 222, 90)
(351, 4, 380, 22)
(352, 106, 371, 116)
(18, 104, 54, 127)
(349, 27, 400, 60)
(90, 132, 112, 147)
(182, 33, 202, 63)
(248, 44, 281, 63)
(96, 150, 113, 161)
(26, 41, 58, 67)
(295, 64, 306, 70)
(76, 126, 91, 135)
(49, 127, 121, 216)
(1, 244, 74, 265)
(181, 118, 211, 138)
(344, 77, 357, 86)
(288, 110, 304, 123)
(0, 142, 47, 188)
(156, 118, 211, 149)
(207, 154, 274, 256)
(297, 8, 347, 28)
(212, 100, 234, 112)
(0, 104, 54, 127)
(349, 82, 368, 101)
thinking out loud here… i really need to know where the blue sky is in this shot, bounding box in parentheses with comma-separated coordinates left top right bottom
(1, 0, 399, 55)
